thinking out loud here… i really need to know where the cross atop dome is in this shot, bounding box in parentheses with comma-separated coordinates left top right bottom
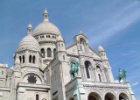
(43, 9, 49, 22)
(27, 24, 32, 35)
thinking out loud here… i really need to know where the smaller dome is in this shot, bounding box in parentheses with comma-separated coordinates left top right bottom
(17, 24, 40, 52)
(17, 34, 40, 52)
(15, 56, 20, 65)
(98, 45, 104, 52)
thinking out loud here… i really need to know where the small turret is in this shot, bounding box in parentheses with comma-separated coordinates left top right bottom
(14, 56, 20, 65)
(55, 35, 66, 62)
(56, 35, 65, 52)
(98, 45, 107, 59)
(14, 55, 21, 71)
(27, 24, 33, 35)
(43, 9, 49, 22)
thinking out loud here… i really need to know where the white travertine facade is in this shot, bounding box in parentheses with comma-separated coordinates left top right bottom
(0, 10, 136, 100)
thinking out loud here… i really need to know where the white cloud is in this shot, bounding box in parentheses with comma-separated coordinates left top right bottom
(132, 81, 139, 86)
(88, 2, 140, 45)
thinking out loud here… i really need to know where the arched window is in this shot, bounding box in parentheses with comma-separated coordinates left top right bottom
(1, 71, 4, 75)
(61, 43, 63, 47)
(41, 48, 45, 58)
(63, 55, 65, 60)
(69, 97, 74, 100)
(53, 48, 56, 56)
(119, 93, 129, 100)
(46, 35, 50, 38)
(98, 74, 102, 82)
(33, 56, 35, 64)
(80, 45, 83, 51)
(80, 38, 86, 44)
(22, 55, 25, 63)
(29, 55, 32, 63)
(85, 61, 91, 79)
(19, 56, 22, 63)
(88, 92, 101, 100)
(36, 94, 39, 100)
(47, 48, 51, 57)
(96, 65, 102, 82)
(105, 93, 116, 100)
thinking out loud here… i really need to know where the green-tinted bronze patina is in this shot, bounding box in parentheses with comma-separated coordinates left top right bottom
(117, 68, 126, 82)
(70, 60, 79, 78)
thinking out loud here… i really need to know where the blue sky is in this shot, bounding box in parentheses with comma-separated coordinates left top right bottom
(0, 0, 140, 99)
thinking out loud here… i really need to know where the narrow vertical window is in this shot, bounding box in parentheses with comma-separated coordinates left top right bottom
(33, 56, 35, 63)
(41, 48, 45, 58)
(47, 48, 51, 57)
(53, 48, 56, 56)
(19, 56, 22, 63)
(61, 43, 63, 47)
(36, 94, 39, 100)
(22, 55, 25, 63)
(80, 45, 82, 51)
(80, 38, 86, 44)
(98, 74, 102, 82)
(85, 61, 91, 78)
(29, 55, 32, 63)
(1, 71, 3, 75)
(96, 66, 102, 82)
(63, 55, 65, 60)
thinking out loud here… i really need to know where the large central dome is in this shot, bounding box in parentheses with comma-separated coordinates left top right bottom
(33, 10, 61, 36)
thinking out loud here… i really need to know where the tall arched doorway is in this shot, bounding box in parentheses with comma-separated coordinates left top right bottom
(119, 93, 129, 100)
(69, 97, 74, 100)
(88, 92, 101, 100)
(105, 93, 116, 100)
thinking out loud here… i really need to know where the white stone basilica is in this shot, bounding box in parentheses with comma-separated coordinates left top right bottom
(0, 10, 136, 100)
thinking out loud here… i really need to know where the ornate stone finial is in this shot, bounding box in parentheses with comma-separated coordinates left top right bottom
(79, 31, 83, 34)
(98, 45, 104, 52)
(15, 56, 20, 65)
(27, 24, 32, 35)
(43, 9, 49, 22)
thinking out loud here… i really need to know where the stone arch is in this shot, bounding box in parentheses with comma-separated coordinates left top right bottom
(78, 36, 87, 51)
(105, 92, 116, 100)
(88, 92, 101, 100)
(80, 37, 86, 44)
(119, 93, 129, 100)
(69, 97, 74, 100)
(23, 72, 43, 84)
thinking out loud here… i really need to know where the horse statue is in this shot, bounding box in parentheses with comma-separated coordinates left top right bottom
(70, 60, 79, 79)
(117, 68, 126, 82)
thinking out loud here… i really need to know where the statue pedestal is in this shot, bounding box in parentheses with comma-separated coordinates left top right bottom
(65, 77, 84, 100)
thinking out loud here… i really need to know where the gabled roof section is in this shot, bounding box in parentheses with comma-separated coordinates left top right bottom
(88, 46, 101, 59)
(66, 43, 78, 55)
